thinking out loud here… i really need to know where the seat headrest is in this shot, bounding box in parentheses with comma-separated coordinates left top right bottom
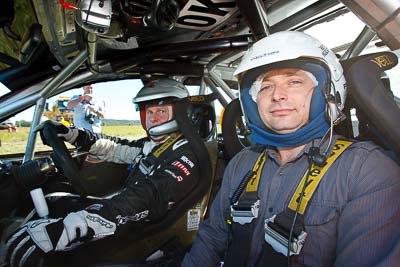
(341, 52, 400, 156)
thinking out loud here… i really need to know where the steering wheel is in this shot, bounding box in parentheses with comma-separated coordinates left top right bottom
(41, 122, 88, 195)
(221, 98, 252, 159)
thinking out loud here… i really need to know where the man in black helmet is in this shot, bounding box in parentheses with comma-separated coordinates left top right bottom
(183, 31, 400, 266)
(2, 79, 200, 267)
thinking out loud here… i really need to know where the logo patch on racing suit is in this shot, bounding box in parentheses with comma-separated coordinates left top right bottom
(86, 214, 114, 228)
(116, 210, 149, 225)
(171, 160, 191, 176)
(180, 155, 194, 168)
(164, 169, 184, 182)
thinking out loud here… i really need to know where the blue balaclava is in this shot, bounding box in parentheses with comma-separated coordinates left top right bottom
(239, 59, 331, 147)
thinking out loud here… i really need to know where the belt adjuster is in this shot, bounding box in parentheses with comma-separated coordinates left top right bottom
(264, 215, 307, 256)
(230, 199, 260, 225)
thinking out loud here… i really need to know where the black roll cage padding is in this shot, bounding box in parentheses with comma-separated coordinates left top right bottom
(341, 51, 400, 155)
(131, 62, 205, 77)
(109, 35, 250, 72)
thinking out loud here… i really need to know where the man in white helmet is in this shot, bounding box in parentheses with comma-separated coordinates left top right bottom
(183, 31, 400, 266)
(2, 79, 200, 267)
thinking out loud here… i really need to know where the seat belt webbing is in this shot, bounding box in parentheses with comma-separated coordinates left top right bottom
(288, 139, 352, 214)
(224, 140, 353, 266)
(224, 149, 267, 267)
(138, 134, 183, 175)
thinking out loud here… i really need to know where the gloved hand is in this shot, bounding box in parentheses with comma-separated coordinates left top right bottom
(1, 218, 64, 267)
(35, 120, 79, 146)
(1, 210, 116, 267)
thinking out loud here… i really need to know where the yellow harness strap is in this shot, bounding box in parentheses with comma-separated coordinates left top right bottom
(245, 151, 267, 193)
(288, 140, 352, 214)
(152, 133, 182, 158)
(241, 140, 352, 213)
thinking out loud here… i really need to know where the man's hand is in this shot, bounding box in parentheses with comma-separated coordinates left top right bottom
(83, 94, 93, 101)
(1, 218, 64, 267)
(1, 210, 116, 267)
(35, 120, 79, 145)
(87, 105, 98, 113)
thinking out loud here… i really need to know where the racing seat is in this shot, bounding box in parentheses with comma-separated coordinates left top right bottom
(340, 51, 400, 162)
(220, 98, 253, 160)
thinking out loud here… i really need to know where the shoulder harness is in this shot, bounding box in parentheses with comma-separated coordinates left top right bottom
(138, 134, 183, 175)
(223, 140, 353, 267)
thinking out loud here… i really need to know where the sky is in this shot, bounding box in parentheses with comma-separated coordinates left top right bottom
(1, 79, 144, 121)
(0, 79, 220, 122)
(66, 79, 145, 121)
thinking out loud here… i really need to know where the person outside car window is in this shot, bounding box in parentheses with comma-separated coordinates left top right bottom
(67, 84, 105, 133)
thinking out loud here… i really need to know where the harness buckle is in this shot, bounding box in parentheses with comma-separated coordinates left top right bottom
(139, 157, 155, 175)
(264, 215, 307, 256)
(231, 199, 260, 225)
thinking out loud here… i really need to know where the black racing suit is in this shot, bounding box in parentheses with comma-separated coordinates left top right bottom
(72, 128, 200, 234)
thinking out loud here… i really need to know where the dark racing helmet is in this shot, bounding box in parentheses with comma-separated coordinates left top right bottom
(132, 78, 189, 138)
(234, 31, 347, 147)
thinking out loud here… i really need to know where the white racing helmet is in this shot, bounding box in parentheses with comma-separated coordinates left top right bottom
(235, 31, 346, 123)
(234, 31, 347, 146)
(132, 78, 189, 138)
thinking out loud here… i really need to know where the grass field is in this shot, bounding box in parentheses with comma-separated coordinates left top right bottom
(0, 125, 147, 155)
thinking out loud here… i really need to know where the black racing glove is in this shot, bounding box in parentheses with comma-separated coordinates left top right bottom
(35, 120, 79, 146)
